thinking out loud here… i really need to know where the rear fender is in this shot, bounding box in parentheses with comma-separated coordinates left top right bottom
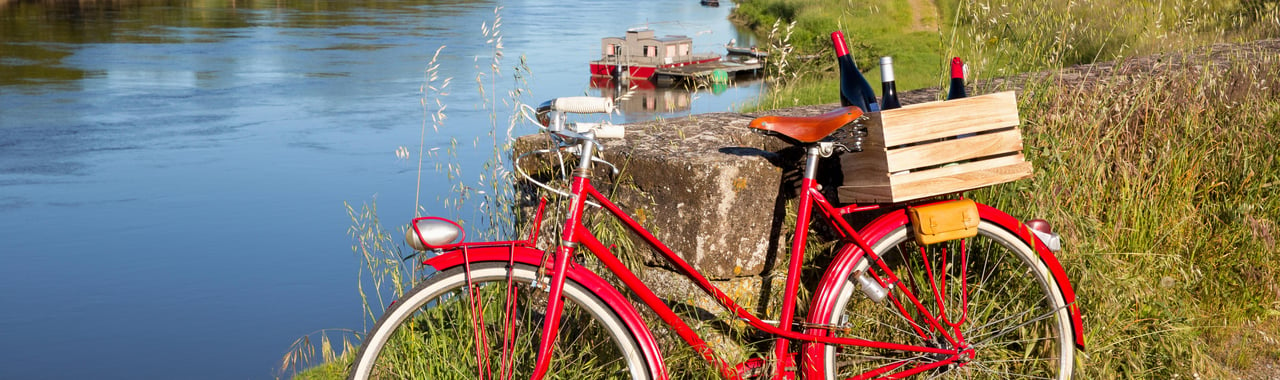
(423, 246, 668, 378)
(800, 204, 1084, 378)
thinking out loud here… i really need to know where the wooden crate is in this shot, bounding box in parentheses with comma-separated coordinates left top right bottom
(837, 91, 1033, 204)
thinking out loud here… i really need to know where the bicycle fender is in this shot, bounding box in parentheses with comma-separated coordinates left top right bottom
(422, 246, 669, 378)
(801, 204, 1084, 378)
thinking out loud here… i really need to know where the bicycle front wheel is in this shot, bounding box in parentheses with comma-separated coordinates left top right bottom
(819, 220, 1074, 379)
(348, 262, 650, 380)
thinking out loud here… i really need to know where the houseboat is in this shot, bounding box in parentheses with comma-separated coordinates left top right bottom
(590, 28, 721, 81)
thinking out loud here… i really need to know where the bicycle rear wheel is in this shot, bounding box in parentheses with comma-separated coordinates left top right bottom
(819, 221, 1074, 379)
(347, 262, 650, 380)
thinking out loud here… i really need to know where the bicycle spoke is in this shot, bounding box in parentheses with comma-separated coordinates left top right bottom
(822, 223, 1073, 380)
(840, 299, 924, 339)
(962, 295, 1046, 338)
(967, 303, 1069, 347)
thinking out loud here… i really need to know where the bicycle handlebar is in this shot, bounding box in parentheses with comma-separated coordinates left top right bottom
(553, 96, 615, 114)
(535, 96, 616, 127)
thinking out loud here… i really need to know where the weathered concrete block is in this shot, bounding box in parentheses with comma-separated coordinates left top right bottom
(516, 104, 849, 279)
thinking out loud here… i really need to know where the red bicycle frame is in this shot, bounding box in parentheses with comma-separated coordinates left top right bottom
(420, 142, 1085, 380)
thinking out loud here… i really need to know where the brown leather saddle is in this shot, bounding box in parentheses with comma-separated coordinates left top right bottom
(747, 106, 864, 143)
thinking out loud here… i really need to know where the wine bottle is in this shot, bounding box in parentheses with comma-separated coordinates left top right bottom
(831, 31, 878, 112)
(948, 57, 975, 139)
(947, 57, 967, 100)
(879, 56, 901, 110)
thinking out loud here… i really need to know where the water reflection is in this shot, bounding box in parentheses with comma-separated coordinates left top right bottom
(588, 76, 762, 121)
(0, 1, 762, 378)
(0, 0, 486, 86)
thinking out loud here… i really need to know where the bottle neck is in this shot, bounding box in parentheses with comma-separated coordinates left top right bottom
(831, 31, 850, 57)
(950, 58, 965, 80)
(880, 57, 895, 82)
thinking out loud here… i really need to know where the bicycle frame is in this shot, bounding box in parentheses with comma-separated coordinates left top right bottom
(420, 139, 1085, 380)
(525, 142, 983, 380)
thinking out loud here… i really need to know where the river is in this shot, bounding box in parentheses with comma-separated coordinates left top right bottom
(0, 0, 763, 378)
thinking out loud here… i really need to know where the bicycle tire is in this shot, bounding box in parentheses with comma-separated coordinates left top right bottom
(818, 220, 1075, 379)
(347, 262, 651, 380)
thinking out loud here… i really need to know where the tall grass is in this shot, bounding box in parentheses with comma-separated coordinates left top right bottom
(738, 0, 1280, 377)
(972, 50, 1280, 377)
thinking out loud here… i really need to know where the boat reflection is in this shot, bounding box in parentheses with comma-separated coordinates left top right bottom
(588, 76, 760, 122)
(590, 77, 693, 116)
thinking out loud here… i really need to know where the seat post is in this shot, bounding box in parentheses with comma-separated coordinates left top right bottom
(803, 142, 836, 180)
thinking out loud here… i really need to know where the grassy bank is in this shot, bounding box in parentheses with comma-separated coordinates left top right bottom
(739, 0, 1280, 376)
(733, 0, 1280, 109)
(733, 0, 950, 109)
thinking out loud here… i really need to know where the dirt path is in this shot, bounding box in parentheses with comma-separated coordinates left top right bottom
(906, 0, 941, 32)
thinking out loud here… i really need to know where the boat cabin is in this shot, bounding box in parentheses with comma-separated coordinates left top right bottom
(600, 28, 695, 65)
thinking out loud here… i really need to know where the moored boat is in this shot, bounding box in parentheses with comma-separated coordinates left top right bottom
(590, 28, 721, 81)
(724, 39, 768, 58)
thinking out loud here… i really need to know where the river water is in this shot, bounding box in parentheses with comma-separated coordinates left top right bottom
(0, 0, 762, 378)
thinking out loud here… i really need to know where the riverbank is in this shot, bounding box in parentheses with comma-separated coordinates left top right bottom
(729, 0, 1279, 110)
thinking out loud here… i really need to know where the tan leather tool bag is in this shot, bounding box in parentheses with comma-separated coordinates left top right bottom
(907, 199, 979, 245)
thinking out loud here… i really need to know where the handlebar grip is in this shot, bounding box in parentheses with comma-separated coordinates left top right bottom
(593, 124, 626, 139)
(552, 97, 615, 114)
(570, 122, 626, 139)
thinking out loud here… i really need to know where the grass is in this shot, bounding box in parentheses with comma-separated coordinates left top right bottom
(976, 53, 1280, 377)
(738, 0, 1280, 377)
(734, 0, 1280, 108)
(733, 0, 951, 108)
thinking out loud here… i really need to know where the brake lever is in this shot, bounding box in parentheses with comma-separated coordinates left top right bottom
(590, 155, 620, 175)
(513, 146, 603, 208)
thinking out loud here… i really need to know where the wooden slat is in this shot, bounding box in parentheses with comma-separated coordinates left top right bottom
(837, 148, 890, 186)
(838, 154, 1033, 203)
(864, 91, 1020, 147)
(883, 128, 1024, 172)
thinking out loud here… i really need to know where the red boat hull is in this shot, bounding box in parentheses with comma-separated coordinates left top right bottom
(590, 57, 721, 80)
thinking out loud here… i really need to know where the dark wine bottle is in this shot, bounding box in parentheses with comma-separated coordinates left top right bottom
(947, 57, 967, 100)
(831, 31, 878, 112)
(879, 56, 901, 110)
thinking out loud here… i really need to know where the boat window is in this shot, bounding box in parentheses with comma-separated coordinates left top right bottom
(644, 45, 656, 57)
(666, 45, 676, 58)
(679, 43, 690, 56)
(604, 44, 615, 56)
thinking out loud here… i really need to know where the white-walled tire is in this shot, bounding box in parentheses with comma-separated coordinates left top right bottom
(348, 262, 650, 380)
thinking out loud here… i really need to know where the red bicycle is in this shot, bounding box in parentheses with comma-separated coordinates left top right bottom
(347, 97, 1083, 379)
